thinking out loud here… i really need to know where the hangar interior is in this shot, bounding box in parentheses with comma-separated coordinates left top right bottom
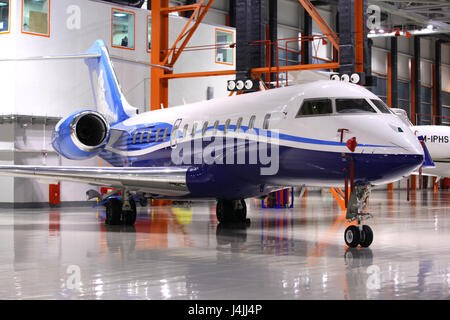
(0, 0, 450, 300)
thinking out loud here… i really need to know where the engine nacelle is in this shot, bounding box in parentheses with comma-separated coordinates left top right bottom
(52, 110, 110, 160)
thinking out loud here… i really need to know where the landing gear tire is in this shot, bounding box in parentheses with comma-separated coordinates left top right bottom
(105, 198, 122, 225)
(216, 199, 247, 223)
(123, 199, 137, 226)
(359, 225, 373, 248)
(344, 225, 360, 248)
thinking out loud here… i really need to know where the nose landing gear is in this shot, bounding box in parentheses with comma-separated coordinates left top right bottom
(344, 185, 374, 248)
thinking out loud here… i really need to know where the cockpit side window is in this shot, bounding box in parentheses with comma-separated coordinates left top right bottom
(296, 99, 332, 117)
(371, 99, 392, 114)
(336, 99, 377, 114)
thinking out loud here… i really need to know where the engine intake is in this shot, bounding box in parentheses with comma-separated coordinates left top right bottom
(52, 110, 110, 160)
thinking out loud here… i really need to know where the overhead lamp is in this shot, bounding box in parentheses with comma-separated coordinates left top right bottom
(350, 73, 360, 84)
(330, 74, 340, 81)
(369, 30, 375, 34)
(244, 80, 254, 90)
(235, 80, 244, 91)
(379, 29, 385, 33)
(227, 80, 236, 91)
(113, 13, 127, 17)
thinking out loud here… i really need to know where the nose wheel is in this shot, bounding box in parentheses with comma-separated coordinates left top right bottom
(344, 224, 373, 248)
(344, 185, 374, 247)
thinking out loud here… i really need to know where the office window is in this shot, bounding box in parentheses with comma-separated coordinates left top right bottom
(112, 8, 135, 50)
(215, 29, 233, 65)
(22, 0, 50, 36)
(263, 114, 271, 130)
(147, 15, 151, 52)
(398, 81, 410, 116)
(419, 85, 433, 125)
(297, 99, 332, 117)
(0, 0, 9, 34)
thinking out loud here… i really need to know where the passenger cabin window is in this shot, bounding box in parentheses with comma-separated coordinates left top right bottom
(336, 99, 377, 113)
(0, 0, 10, 34)
(202, 122, 208, 136)
(191, 123, 197, 137)
(296, 99, 332, 117)
(224, 119, 231, 135)
(213, 121, 219, 135)
(22, 0, 50, 37)
(263, 114, 271, 130)
(133, 131, 139, 144)
(371, 99, 392, 114)
(235, 117, 243, 132)
(248, 115, 256, 131)
(112, 8, 135, 50)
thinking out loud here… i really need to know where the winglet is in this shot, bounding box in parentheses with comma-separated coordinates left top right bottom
(417, 136, 435, 168)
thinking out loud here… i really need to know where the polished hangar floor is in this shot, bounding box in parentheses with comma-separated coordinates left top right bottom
(0, 189, 449, 299)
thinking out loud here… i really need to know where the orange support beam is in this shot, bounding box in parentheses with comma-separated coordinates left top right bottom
(354, 0, 364, 73)
(298, 0, 339, 53)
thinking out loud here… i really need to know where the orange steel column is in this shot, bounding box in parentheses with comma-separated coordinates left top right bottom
(354, 0, 364, 73)
(151, 0, 170, 110)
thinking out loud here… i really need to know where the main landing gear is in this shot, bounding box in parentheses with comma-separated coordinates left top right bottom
(344, 185, 374, 248)
(216, 199, 249, 223)
(105, 191, 137, 226)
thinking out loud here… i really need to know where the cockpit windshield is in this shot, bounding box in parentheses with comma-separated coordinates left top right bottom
(336, 99, 377, 114)
(371, 99, 392, 114)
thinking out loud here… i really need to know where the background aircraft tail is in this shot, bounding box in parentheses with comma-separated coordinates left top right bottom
(84, 40, 138, 125)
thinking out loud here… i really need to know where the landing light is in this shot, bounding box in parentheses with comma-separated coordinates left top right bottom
(227, 80, 236, 91)
(236, 80, 244, 90)
(341, 74, 350, 82)
(244, 80, 254, 90)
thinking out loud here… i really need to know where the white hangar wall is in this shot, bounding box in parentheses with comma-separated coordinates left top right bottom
(0, 0, 236, 205)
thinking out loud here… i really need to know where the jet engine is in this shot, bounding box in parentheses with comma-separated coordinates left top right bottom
(52, 110, 110, 160)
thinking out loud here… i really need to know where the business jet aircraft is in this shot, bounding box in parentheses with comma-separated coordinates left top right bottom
(0, 40, 425, 248)
(392, 108, 449, 179)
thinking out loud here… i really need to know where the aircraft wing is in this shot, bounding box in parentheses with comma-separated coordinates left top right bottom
(0, 166, 190, 197)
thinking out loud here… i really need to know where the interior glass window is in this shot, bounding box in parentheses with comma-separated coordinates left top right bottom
(147, 16, 151, 51)
(297, 99, 332, 117)
(0, 0, 9, 33)
(371, 99, 392, 114)
(336, 99, 377, 113)
(112, 9, 135, 49)
(22, 0, 50, 36)
(215, 29, 233, 64)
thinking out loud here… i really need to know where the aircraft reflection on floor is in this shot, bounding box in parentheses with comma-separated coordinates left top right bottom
(2, 190, 450, 299)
